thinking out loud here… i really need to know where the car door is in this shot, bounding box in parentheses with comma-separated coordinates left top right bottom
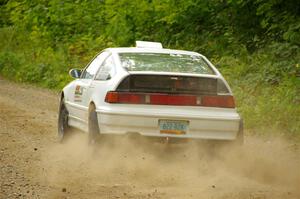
(71, 52, 109, 123)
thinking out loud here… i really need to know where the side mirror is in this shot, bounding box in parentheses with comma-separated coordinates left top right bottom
(69, 69, 82, 79)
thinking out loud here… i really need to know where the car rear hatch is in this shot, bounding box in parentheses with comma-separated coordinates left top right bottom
(105, 73, 235, 108)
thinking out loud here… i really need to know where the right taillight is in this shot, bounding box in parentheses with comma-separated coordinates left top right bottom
(202, 95, 235, 108)
(105, 91, 235, 108)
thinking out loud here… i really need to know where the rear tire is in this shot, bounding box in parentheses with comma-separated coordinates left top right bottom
(233, 119, 244, 146)
(88, 104, 100, 144)
(58, 97, 70, 142)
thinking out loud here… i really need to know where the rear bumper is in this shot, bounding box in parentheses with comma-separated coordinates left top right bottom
(96, 104, 241, 140)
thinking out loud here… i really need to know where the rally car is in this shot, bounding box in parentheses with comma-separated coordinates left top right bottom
(58, 41, 243, 144)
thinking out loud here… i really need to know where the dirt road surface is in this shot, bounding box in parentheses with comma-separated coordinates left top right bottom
(0, 77, 300, 199)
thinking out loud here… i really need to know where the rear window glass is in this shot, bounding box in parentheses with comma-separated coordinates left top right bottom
(119, 53, 215, 75)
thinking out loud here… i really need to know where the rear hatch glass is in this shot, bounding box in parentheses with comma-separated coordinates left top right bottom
(119, 53, 215, 75)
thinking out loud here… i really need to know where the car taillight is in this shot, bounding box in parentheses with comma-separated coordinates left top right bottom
(150, 94, 197, 106)
(105, 92, 119, 103)
(202, 95, 235, 108)
(105, 91, 235, 108)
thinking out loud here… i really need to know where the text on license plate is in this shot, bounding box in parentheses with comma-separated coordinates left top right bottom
(159, 120, 189, 135)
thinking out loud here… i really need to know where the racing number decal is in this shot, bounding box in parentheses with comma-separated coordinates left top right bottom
(74, 85, 83, 102)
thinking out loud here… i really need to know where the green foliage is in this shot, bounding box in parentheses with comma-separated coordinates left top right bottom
(0, 0, 299, 137)
(0, 51, 23, 79)
(217, 42, 299, 136)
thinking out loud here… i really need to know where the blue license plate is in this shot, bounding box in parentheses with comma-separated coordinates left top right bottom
(159, 120, 189, 135)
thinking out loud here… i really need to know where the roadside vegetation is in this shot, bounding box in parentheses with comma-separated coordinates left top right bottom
(0, 0, 299, 138)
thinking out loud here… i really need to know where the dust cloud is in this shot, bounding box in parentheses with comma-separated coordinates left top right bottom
(40, 132, 300, 199)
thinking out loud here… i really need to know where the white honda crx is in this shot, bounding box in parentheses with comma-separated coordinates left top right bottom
(58, 41, 243, 144)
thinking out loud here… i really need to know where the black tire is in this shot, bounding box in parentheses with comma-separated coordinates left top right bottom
(58, 97, 70, 142)
(233, 119, 244, 146)
(88, 104, 100, 144)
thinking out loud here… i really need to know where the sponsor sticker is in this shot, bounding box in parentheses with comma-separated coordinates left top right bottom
(74, 85, 83, 102)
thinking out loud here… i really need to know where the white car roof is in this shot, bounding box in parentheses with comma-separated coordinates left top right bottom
(104, 47, 202, 57)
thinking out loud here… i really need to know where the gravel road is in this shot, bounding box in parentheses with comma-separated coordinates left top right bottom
(0, 77, 299, 199)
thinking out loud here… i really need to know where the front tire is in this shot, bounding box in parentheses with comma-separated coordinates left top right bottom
(88, 104, 100, 144)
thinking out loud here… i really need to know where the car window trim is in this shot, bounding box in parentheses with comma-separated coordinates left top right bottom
(80, 51, 110, 79)
(94, 53, 116, 81)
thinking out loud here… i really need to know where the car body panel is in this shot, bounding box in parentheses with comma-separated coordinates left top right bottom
(96, 104, 240, 140)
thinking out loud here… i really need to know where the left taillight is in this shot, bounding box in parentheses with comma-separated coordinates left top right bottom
(105, 91, 119, 103)
(105, 92, 145, 104)
(105, 91, 235, 108)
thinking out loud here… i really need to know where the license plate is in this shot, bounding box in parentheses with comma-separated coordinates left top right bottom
(159, 120, 189, 135)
